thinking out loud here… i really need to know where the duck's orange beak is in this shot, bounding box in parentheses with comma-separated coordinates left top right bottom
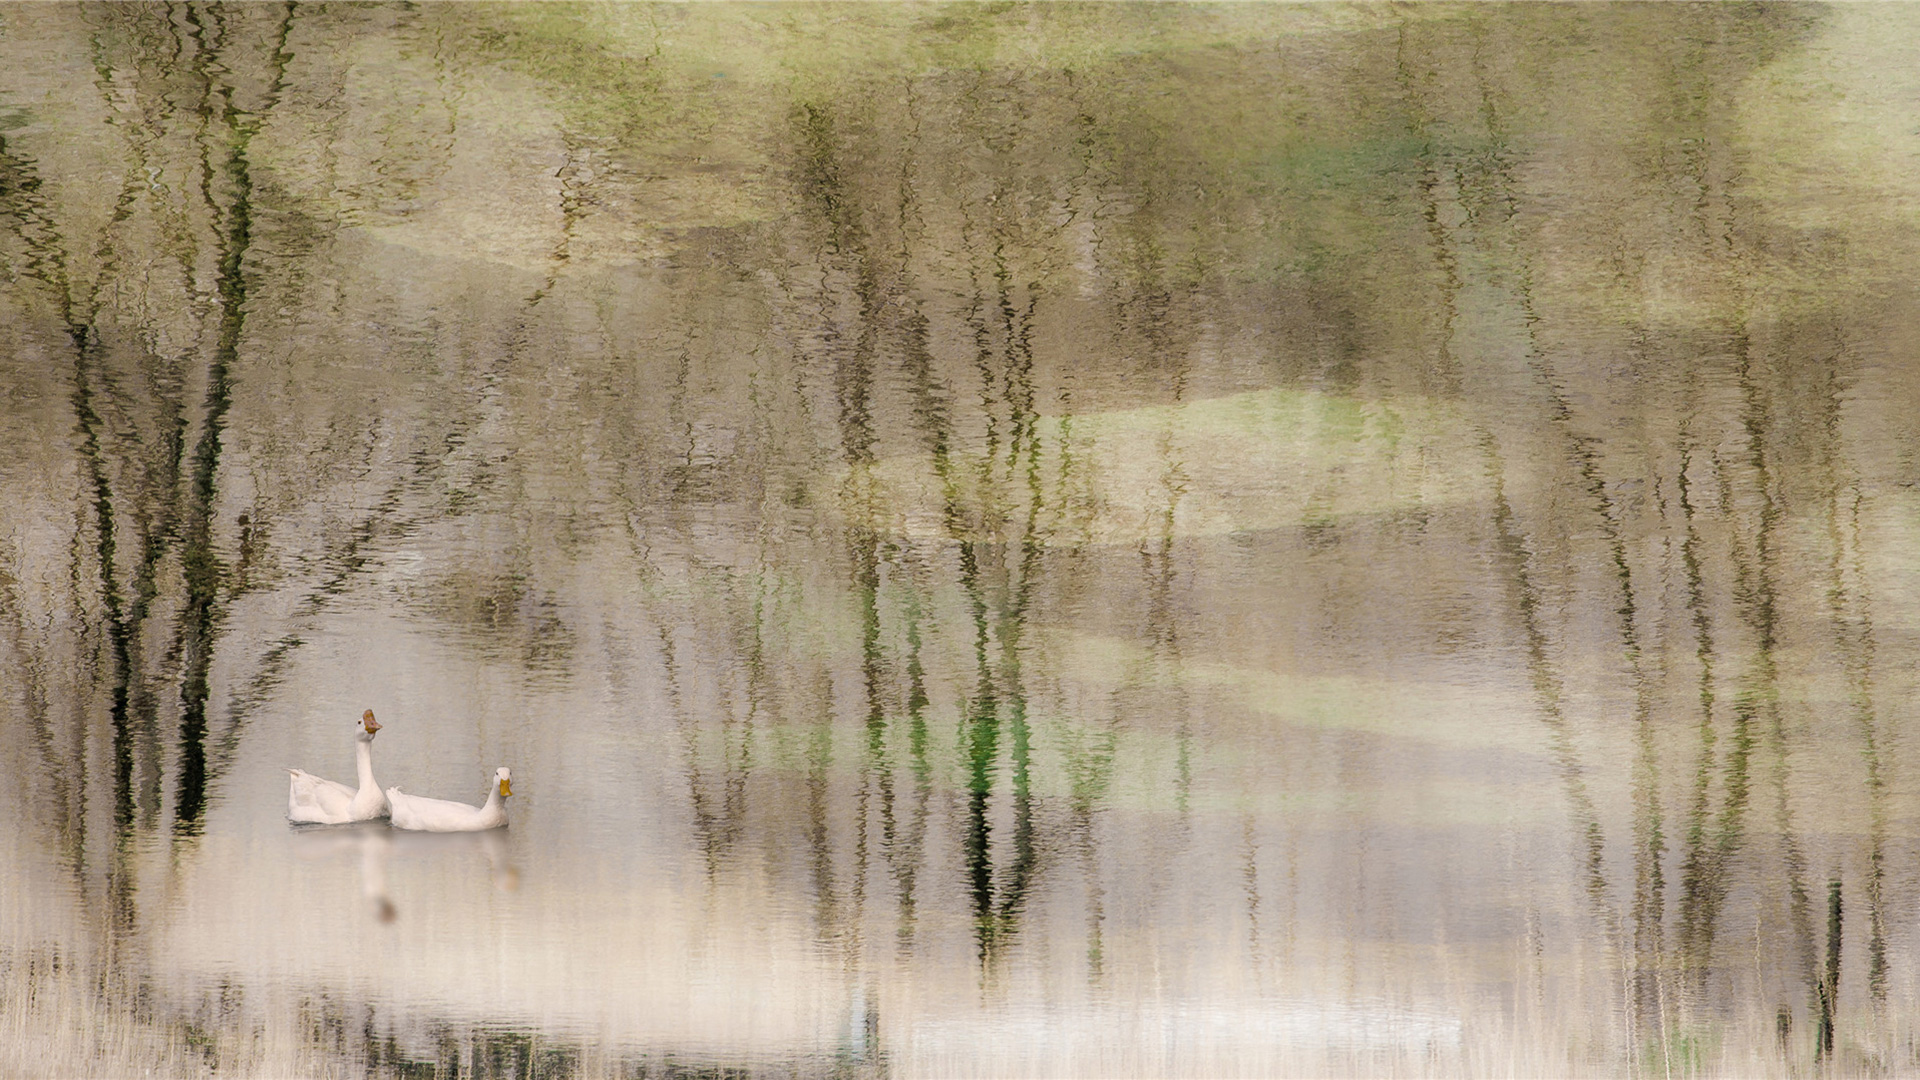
(362, 709, 381, 734)
(500, 778, 512, 797)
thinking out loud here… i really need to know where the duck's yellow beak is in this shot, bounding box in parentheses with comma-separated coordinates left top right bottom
(362, 709, 381, 734)
(501, 778, 512, 797)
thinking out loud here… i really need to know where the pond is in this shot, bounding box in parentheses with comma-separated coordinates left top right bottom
(2, 3, 1918, 1077)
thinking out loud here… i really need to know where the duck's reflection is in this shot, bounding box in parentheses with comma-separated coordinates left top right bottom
(363, 827, 396, 922)
(288, 821, 519, 921)
(390, 827, 521, 893)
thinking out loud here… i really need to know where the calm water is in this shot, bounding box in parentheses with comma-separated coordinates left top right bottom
(3, 3, 1919, 1077)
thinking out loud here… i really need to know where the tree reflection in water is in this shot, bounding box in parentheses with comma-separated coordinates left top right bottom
(2, 3, 1918, 1076)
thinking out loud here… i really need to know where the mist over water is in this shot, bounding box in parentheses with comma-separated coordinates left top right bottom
(3, 3, 1920, 1076)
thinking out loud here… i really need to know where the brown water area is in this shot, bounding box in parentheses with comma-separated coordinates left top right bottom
(3, 3, 1919, 1076)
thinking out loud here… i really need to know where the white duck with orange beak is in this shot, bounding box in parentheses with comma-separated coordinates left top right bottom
(388, 767, 512, 832)
(287, 709, 390, 824)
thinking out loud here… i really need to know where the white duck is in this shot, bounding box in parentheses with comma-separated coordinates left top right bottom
(287, 709, 389, 824)
(388, 767, 512, 832)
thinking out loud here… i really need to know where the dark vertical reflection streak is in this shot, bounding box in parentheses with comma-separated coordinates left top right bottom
(1241, 811, 1263, 991)
(87, 8, 192, 841)
(0, 545, 85, 875)
(1067, 709, 1115, 986)
(1037, 73, 1117, 971)
(171, 0, 296, 836)
(1815, 877, 1841, 1060)
(659, 617, 724, 881)
(1674, 406, 1725, 989)
(1684, 430, 1760, 999)
(948, 80, 1007, 967)
(1483, 435, 1616, 927)
(1642, 28, 1795, 1021)
(1815, 337, 1889, 1009)
(1458, 28, 1684, 1046)
(1615, 338, 1670, 1045)
(894, 155, 962, 959)
(726, 576, 765, 869)
(888, 586, 931, 953)
(0, 99, 128, 907)
(849, 454, 879, 964)
(805, 668, 841, 944)
(1141, 332, 1189, 821)
(1402, 15, 1626, 992)
(937, 94, 1052, 961)
(883, 79, 933, 957)
(958, 317, 1000, 967)
(648, 328, 727, 881)
(989, 266, 1039, 948)
(1852, 572, 1890, 1013)
(1396, 19, 1465, 402)
(1732, 330, 1819, 1026)
(797, 94, 886, 961)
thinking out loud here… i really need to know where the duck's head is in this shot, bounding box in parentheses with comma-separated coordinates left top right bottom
(495, 766, 513, 798)
(358, 709, 382, 741)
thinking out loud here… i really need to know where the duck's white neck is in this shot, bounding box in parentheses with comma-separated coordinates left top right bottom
(355, 738, 378, 793)
(481, 783, 502, 812)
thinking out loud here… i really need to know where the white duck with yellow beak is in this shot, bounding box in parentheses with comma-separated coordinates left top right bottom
(388, 767, 512, 832)
(287, 709, 389, 824)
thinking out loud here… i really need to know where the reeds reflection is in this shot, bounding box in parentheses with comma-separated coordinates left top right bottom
(4, 2, 1920, 1076)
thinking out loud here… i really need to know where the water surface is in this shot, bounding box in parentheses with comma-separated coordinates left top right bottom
(4, 3, 1920, 1076)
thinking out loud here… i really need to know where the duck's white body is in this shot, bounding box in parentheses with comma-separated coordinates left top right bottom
(287, 710, 388, 824)
(388, 767, 512, 832)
